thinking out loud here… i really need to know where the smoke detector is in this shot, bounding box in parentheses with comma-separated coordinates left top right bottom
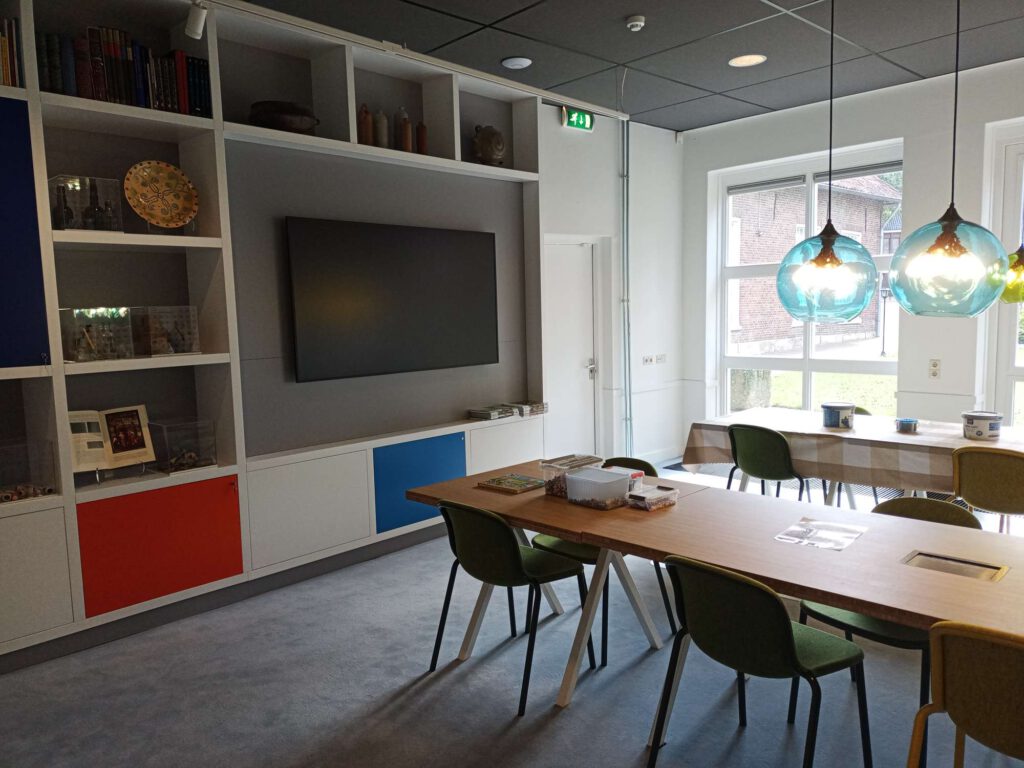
(626, 15, 645, 32)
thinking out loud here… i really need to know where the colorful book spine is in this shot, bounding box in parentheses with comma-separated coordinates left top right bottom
(60, 34, 76, 97)
(1, 21, 10, 87)
(73, 36, 94, 100)
(36, 31, 50, 91)
(86, 27, 107, 102)
(46, 33, 62, 94)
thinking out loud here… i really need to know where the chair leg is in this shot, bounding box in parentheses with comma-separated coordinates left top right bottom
(872, 486, 879, 506)
(837, 482, 843, 507)
(736, 670, 747, 727)
(653, 561, 678, 634)
(507, 587, 517, 638)
(429, 559, 459, 672)
(798, 479, 804, 501)
(854, 662, 873, 768)
(518, 583, 542, 717)
(601, 576, 610, 667)
(648, 631, 689, 768)
(953, 727, 965, 768)
(907, 705, 940, 768)
(916, 647, 930, 768)
(787, 675, 800, 724)
(726, 465, 737, 490)
(776, 481, 781, 498)
(846, 630, 856, 682)
(802, 677, 822, 768)
(577, 572, 597, 671)
(524, 581, 535, 634)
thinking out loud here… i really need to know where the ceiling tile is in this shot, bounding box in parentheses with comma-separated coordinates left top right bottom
(631, 94, 771, 131)
(248, 0, 480, 52)
(430, 28, 611, 88)
(793, 0, 1024, 53)
(550, 67, 711, 114)
(631, 14, 866, 92)
(496, 0, 777, 65)
(882, 17, 1024, 78)
(725, 54, 919, 110)
(403, 0, 541, 25)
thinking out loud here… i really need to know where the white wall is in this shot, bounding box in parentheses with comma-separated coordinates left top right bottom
(679, 57, 1024, 430)
(538, 106, 687, 463)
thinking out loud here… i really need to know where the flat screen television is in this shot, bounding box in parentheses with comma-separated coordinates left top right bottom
(286, 217, 498, 382)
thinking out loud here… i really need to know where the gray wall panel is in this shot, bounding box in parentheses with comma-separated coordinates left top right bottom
(225, 142, 526, 456)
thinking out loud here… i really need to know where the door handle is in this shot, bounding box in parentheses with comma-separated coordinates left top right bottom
(586, 358, 597, 380)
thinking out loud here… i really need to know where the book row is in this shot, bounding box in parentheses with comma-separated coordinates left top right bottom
(0, 17, 23, 87)
(36, 27, 212, 117)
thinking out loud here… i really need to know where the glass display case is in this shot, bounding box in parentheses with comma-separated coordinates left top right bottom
(60, 307, 134, 362)
(149, 419, 217, 473)
(0, 441, 57, 504)
(48, 175, 123, 231)
(131, 306, 200, 356)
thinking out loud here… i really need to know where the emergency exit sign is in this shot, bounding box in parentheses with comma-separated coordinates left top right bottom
(561, 106, 594, 132)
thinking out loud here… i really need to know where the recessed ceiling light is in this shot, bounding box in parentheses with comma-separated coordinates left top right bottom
(728, 54, 767, 68)
(501, 56, 532, 70)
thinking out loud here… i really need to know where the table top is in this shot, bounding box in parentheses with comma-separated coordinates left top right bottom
(683, 408, 1024, 492)
(408, 460, 1024, 635)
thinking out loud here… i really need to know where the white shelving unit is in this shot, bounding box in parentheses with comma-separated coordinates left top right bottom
(0, 0, 624, 657)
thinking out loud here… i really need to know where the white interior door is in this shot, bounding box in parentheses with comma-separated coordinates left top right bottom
(543, 243, 597, 456)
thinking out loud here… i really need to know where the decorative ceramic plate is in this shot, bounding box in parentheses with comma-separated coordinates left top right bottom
(123, 160, 199, 228)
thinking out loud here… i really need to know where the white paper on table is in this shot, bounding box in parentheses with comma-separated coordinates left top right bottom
(775, 517, 867, 551)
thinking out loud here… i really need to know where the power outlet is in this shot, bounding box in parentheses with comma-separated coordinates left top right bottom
(655, 353, 667, 364)
(928, 359, 941, 379)
(642, 355, 654, 366)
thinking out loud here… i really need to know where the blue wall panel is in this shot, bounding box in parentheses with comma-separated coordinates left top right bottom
(0, 97, 49, 368)
(373, 432, 466, 534)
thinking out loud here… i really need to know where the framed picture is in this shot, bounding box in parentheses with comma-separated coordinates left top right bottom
(100, 405, 155, 468)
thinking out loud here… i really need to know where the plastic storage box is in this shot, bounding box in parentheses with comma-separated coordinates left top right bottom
(541, 454, 602, 497)
(60, 307, 134, 362)
(627, 485, 679, 511)
(150, 419, 217, 473)
(48, 175, 123, 231)
(566, 467, 632, 510)
(0, 441, 57, 504)
(131, 306, 201, 356)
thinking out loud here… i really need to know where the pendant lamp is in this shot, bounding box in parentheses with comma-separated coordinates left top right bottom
(887, 0, 1008, 317)
(1000, 244, 1024, 304)
(776, 0, 877, 323)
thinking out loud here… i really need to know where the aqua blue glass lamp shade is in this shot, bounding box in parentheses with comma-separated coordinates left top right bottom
(776, 221, 878, 322)
(888, 205, 1008, 317)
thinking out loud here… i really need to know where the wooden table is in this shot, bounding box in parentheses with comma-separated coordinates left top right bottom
(408, 460, 1024, 711)
(683, 407, 1024, 503)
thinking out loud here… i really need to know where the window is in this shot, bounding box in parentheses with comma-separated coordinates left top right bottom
(720, 160, 901, 417)
(993, 139, 1024, 423)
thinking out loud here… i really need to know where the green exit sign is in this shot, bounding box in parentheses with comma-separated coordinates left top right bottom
(561, 106, 594, 132)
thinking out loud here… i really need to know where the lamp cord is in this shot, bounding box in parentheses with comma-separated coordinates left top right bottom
(826, 0, 835, 222)
(950, 0, 960, 207)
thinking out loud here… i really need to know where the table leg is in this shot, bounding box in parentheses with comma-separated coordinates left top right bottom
(611, 552, 663, 650)
(557, 548, 612, 707)
(738, 472, 750, 492)
(825, 480, 838, 506)
(458, 582, 494, 660)
(648, 634, 691, 747)
(844, 482, 858, 510)
(513, 527, 564, 615)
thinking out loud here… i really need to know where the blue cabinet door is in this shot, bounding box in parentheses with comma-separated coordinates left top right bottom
(0, 98, 49, 368)
(373, 432, 466, 534)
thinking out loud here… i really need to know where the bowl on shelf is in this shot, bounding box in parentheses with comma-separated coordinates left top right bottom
(249, 101, 319, 135)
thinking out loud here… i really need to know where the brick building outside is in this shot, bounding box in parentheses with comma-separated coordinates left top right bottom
(727, 176, 901, 358)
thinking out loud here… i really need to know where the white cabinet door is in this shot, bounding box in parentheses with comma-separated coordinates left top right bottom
(0, 507, 74, 643)
(468, 418, 545, 474)
(248, 451, 371, 569)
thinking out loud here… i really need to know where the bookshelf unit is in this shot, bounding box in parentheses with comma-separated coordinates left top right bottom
(0, 0, 624, 657)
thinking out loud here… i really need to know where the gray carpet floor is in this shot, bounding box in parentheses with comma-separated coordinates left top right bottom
(1, 534, 1020, 768)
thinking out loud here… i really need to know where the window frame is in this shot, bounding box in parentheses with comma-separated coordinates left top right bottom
(714, 144, 902, 416)
(992, 139, 1024, 423)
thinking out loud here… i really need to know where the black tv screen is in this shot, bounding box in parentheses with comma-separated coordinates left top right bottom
(286, 217, 498, 382)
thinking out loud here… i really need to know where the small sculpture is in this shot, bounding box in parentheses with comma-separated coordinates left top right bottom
(472, 125, 505, 166)
(373, 109, 390, 148)
(249, 101, 319, 135)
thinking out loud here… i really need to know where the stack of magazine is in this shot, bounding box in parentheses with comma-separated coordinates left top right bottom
(503, 401, 549, 416)
(467, 404, 515, 420)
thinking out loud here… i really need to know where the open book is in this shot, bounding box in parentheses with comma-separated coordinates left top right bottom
(69, 405, 155, 472)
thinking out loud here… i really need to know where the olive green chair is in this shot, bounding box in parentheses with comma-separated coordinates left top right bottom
(431, 500, 595, 715)
(797, 497, 981, 768)
(649, 556, 872, 768)
(531, 457, 677, 668)
(727, 424, 813, 501)
(952, 445, 1024, 534)
(907, 621, 1024, 767)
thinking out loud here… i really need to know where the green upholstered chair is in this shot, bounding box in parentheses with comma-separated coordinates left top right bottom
(531, 457, 677, 668)
(953, 446, 1024, 534)
(727, 424, 812, 501)
(431, 500, 595, 716)
(649, 556, 872, 768)
(798, 497, 980, 768)
(907, 622, 1024, 767)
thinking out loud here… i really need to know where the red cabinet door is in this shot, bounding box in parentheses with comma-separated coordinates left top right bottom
(78, 476, 243, 617)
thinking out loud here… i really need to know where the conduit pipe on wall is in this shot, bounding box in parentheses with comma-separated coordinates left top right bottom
(621, 119, 634, 455)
